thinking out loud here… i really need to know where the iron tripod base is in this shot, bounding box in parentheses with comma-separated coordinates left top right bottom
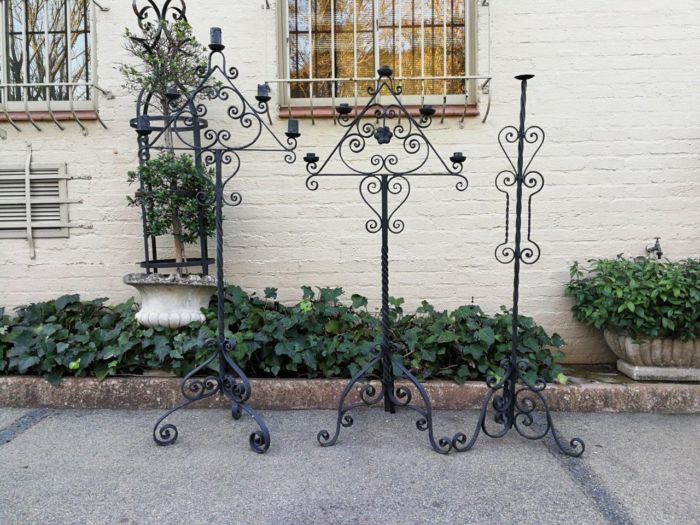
(451, 359, 585, 457)
(152, 338, 271, 454)
(317, 343, 453, 454)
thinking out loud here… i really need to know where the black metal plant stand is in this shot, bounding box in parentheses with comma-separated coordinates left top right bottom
(132, 25, 300, 453)
(303, 66, 468, 454)
(451, 75, 585, 457)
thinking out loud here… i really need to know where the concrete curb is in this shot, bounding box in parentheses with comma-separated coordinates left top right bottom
(0, 376, 698, 413)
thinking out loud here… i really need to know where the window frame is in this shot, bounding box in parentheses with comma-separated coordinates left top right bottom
(0, 0, 98, 113)
(278, 0, 479, 110)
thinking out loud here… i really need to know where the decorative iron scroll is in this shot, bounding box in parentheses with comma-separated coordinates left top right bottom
(135, 19, 300, 453)
(303, 66, 467, 454)
(451, 75, 584, 458)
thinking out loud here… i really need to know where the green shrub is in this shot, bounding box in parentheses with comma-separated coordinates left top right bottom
(565, 257, 700, 340)
(1, 287, 566, 386)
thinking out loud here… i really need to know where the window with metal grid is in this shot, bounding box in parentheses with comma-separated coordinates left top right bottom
(283, 0, 476, 105)
(0, 0, 93, 110)
(0, 164, 71, 239)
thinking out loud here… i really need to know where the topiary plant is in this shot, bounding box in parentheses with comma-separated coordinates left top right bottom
(127, 152, 215, 266)
(120, 17, 214, 271)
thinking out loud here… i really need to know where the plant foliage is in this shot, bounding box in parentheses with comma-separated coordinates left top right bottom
(1, 288, 566, 386)
(127, 152, 215, 243)
(565, 257, 700, 340)
(118, 19, 208, 112)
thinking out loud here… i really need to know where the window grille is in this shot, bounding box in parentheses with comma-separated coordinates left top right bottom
(0, 0, 111, 134)
(277, 0, 491, 122)
(0, 145, 86, 257)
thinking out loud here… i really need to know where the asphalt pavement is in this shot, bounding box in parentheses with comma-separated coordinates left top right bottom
(0, 408, 698, 524)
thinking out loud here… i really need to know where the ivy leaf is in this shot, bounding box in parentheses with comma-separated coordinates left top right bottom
(476, 327, 495, 346)
(324, 320, 340, 334)
(56, 294, 80, 311)
(351, 294, 368, 309)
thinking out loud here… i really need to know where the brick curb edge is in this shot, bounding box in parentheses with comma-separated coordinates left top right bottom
(0, 377, 698, 413)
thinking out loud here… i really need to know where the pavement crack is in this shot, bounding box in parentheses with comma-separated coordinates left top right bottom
(540, 419, 636, 525)
(0, 409, 52, 446)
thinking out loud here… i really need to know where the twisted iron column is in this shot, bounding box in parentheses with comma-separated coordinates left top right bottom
(505, 75, 528, 427)
(451, 75, 585, 457)
(308, 66, 465, 454)
(380, 175, 396, 414)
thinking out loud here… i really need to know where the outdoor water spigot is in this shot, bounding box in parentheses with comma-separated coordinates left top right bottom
(646, 237, 663, 260)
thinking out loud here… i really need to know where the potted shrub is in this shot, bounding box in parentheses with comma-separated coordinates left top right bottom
(120, 19, 217, 328)
(566, 257, 700, 381)
(124, 153, 216, 328)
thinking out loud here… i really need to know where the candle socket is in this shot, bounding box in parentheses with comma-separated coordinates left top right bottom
(336, 103, 352, 115)
(450, 151, 466, 164)
(419, 105, 436, 117)
(304, 152, 319, 164)
(256, 83, 271, 103)
(136, 115, 152, 135)
(209, 27, 224, 50)
(286, 118, 300, 138)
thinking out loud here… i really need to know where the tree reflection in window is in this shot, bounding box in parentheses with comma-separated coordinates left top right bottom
(2, 0, 91, 103)
(288, 0, 466, 99)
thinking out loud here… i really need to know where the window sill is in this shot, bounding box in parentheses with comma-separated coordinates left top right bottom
(279, 104, 479, 120)
(0, 110, 100, 122)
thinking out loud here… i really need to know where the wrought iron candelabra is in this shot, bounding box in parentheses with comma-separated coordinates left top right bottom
(303, 65, 468, 454)
(451, 75, 585, 457)
(131, 10, 299, 453)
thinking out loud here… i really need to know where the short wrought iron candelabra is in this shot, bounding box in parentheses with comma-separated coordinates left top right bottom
(451, 75, 585, 457)
(131, 10, 299, 453)
(303, 65, 468, 454)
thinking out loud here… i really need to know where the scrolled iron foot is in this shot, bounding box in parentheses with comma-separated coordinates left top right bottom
(513, 385, 585, 457)
(152, 353, 222, 446)
(317, 353, 383, 447)
(451, 369, 585, 457)
(228, 401, 271, 454)
(392, 359, 452, 454)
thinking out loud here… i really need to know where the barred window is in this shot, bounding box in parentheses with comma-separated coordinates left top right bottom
(0, 0, 93, 109)
(284, 0, 476, 105)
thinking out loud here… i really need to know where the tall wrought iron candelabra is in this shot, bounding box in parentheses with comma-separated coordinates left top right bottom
(451, 75, 585, 457)
(303, 66, 468, 454)
(131, 17, 299, 453)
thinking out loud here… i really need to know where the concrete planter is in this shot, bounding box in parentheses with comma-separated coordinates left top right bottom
(123, 273, 216, 329)
(603, 330, 700, 382)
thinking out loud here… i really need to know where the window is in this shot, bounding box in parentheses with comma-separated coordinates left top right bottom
(282, 0, 477, 106)
(0, 163, 72, 240)
(0, 0, 93, 111)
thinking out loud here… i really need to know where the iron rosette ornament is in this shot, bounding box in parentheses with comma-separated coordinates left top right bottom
(303, 66, 468, 235)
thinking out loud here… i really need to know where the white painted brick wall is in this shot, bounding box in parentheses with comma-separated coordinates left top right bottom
(1, 0, 699, 364)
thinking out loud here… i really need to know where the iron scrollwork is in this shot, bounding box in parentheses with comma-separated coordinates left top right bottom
(138, 18, 299, 453)
(304, 66, 467, 454)
(452, 75, 584, 457)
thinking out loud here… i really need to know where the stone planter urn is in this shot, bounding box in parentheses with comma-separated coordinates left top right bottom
(603, 330, 700, 381)
(124, 273, 216, 329)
